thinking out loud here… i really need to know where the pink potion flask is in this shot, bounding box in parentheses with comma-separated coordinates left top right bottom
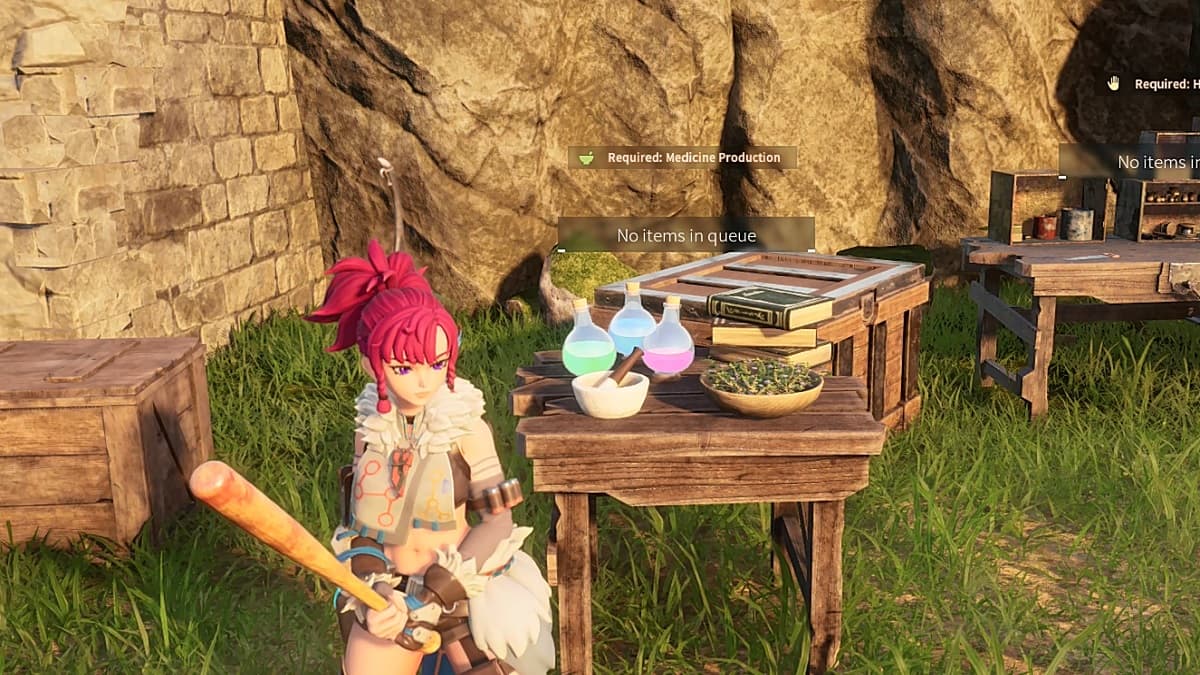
(642, 295, 695, 374)
(562, 299, 617, 376)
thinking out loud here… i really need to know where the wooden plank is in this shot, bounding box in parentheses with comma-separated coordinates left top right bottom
(555, 493, 593, 675)
(0, 502, 118, 546)
(833, 338, 854, 377)
(1053, 301, 1200, 322)
(723, 262, 855, 281)
(901, 396, 922, 429)
(850, 327, 868, 379)
(0, 338, 203, 402)
(140, 397, 194, 544)
(681, 273, 830, 294)
(516, 353, 712, 384)
(868, 322, 886, 419)
(981, 360, 1022, 396)
(822, 264, 923, 300)
(1023, 296, 1057, 418)
(516, 369, 873, 408)
(102, 406, 151, 544)
(596, 252, 746, 291)
(773, 503, 812, 601)
(510, 372, 867, 418)
(0, 408, 106, 456)
(518, 411, 886, 459)
(189, 356, 215, 464)
(44, 340, 140, 383)
(884, 322, 903, 411)
(902, 306, 924, 402)
(874, 281, 930, 324)
(976, 269, 1003, 388)
(532, 456, 870, 506)
(969, 280, 1036, 344)
(0, 454, 112, 506)
(1030, 264, 1170, 302)
(879, 406, 904, 430)
(807, 500, 846, 674)
(546, 500, 560, 587)
(543, 390, 869, 417)
(742, 252, 882, 272)
(815, 310, 864, 344)
(0, 342, 15, 355)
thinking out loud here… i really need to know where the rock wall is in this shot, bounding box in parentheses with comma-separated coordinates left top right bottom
(0, 0, 326, 346)
(286, 0, 1197, 305)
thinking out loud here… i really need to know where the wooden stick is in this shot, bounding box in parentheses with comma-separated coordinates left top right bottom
(189, 460, 388, 612)
(378, 157, 405, 253)
(608, 347, 644, 385)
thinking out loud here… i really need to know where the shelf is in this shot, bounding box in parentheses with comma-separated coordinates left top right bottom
(1142, 202, 1200, 209)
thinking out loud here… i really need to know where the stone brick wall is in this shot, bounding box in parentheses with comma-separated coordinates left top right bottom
(1, 0, 326, 348)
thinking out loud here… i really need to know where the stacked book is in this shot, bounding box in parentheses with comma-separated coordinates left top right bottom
(705, 286, 834, 367)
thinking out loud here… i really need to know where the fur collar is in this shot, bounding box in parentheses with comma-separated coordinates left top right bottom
(355, 377, 486, 458)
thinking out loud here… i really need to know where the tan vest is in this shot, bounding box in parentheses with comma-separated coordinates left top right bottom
(349, 378, 486, 546)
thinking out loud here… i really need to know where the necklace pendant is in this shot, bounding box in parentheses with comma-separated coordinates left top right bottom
(388, 447, 414, 497)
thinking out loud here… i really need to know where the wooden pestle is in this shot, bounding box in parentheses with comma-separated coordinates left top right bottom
(600, 347, 644, 388)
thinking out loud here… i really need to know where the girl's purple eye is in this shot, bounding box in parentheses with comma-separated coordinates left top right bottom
(432, 360, 448, 371)
(392, 365, 412, 375)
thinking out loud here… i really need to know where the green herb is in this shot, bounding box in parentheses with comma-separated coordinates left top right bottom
(703, 358, 821, 395)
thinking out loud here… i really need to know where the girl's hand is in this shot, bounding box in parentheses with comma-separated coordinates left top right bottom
(364, 583, 409, 642)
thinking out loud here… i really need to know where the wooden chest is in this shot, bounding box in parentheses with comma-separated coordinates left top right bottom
(592, 252, 930, 429)
(0, 338, 213, 547)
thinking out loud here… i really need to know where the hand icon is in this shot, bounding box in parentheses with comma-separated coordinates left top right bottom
(1107, 75, 1120, 92)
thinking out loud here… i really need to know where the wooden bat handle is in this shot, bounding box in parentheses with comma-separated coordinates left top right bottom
(189, 460, 388, 612)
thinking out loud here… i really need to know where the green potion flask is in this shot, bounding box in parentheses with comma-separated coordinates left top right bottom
(562, 299, 617, 376)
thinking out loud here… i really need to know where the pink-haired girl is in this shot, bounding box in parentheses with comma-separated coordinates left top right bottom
(307, 241, 554, 675)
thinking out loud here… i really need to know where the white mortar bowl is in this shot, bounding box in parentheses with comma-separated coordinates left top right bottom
(571, 370, 650, 419)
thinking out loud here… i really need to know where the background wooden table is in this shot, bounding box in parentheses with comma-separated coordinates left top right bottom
(510, 351, 888, 674)
(962, 237, 1200, 418)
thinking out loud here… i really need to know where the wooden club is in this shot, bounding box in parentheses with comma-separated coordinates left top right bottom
(189, 460, 388, 612)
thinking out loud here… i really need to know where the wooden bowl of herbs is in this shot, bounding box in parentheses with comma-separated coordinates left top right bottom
(700, 358, 824, 418)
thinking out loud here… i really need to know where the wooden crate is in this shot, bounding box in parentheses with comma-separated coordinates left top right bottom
(0, 338, 213, 547)
(1114, 178, 1200, 241)
(987, 170, 1108, 244)
(591, 252, 930, 429)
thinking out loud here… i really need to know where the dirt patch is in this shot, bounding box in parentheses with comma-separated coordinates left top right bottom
(987, 518, 1162, 673)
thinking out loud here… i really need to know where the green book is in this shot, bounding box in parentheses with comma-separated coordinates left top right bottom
(706, 286, 834, 330)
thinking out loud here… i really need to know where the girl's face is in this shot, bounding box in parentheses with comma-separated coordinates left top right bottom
(365, 327, 451, 412)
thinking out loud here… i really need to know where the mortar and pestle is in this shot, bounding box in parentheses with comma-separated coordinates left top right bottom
(571, 347, 650, 419)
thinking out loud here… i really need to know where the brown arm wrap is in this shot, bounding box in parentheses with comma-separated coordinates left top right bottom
(419, 563, 469, 607)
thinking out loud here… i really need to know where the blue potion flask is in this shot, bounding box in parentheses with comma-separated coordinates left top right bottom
(562, 299, 617, 376)
(607, 282, 657, 356)
(642, 295, 695, 374)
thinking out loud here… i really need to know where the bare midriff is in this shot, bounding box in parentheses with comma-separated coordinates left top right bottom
(385, 505, 470, 575)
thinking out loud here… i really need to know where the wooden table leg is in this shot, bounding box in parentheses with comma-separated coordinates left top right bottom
(547, 499, 559, 587)
(589, 493, 599, 579)
(976, 269, 1002, 388)
(1020, 295, 1057, 419)
(770, 502, 811, 600)
(806, 500, 845, 675)
(555, 493, 593, 675)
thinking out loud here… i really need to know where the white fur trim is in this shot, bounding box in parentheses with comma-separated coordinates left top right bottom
(355, 378, 486, 459)
(433, 547, 488, 599)
(468, 550, 555, 674)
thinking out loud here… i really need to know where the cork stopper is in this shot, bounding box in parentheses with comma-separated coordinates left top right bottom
(626, 281, 640, 294)
(573, 298, 587, 310)
(665, 295, 680, 306)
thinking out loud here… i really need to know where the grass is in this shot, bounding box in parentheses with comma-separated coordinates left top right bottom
(3, 284, 1200, 673)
